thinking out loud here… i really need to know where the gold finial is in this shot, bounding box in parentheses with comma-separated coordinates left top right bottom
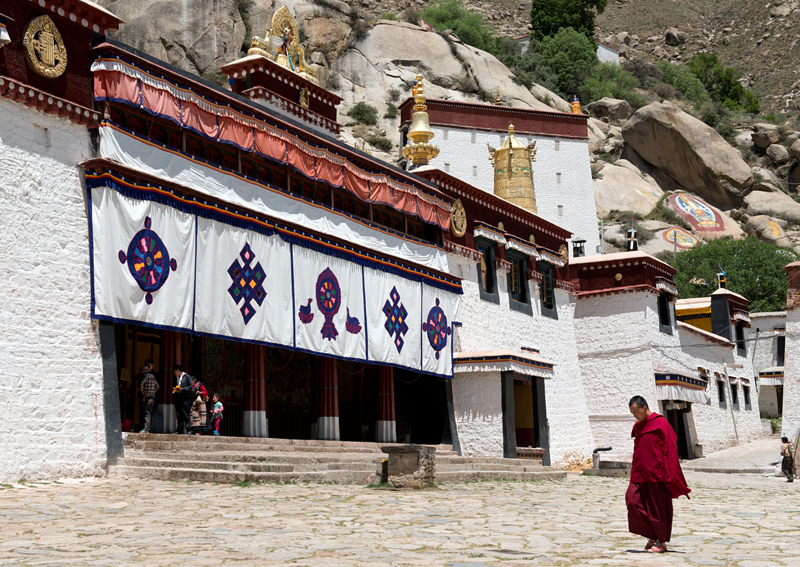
(487, 123, 538, 213)
(494, 89, 502, 106)
(402, 74, 440, 167)
(247, 6, 319, 85)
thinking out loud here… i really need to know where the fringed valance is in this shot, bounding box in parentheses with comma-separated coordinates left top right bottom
(506, 235, 538, 258)
(454, 351, 555, 379)
(759, 367, 784, 386)
(474, 223, 507, 245)
(91, 56, 451, 230)
(733, 310, 751, 324)
(654, 373, 709, 404)
(655, 276, 678, 296)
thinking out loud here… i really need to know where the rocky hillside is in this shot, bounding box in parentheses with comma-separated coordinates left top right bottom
(94, 0, 800, 257)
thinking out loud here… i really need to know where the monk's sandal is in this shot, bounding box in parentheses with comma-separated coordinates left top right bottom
(648, 542, 667, 553)
(644, 539, 655, 550)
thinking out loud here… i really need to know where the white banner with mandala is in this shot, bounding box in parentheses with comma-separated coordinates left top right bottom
(292, 246, 366, 361)
(90, 186, 196, 330)
(88, 178, 461, 377)
(194, 218, 293, 346)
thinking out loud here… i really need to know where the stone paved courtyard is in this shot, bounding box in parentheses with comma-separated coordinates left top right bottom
(0, 471, 796, 566)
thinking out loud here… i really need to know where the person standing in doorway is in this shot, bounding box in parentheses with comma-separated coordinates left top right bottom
(626, 396, 691, 554)
(139, 360, 159, 433)
(780, 436, 794, 482)
(172, 365, 194, 434)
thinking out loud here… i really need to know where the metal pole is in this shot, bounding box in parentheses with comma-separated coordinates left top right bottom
(723, 362, 740, 445)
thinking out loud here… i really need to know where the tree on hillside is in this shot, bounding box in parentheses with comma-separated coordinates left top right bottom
(687, 53, 759, 113)
(672, 237, 799, 312)
(530, 0, 608, 42)
(579, 62, 643, 108)
(539, 27, 599, 98)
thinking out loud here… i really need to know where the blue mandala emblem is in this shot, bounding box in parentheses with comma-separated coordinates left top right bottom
(118, 216, 177, 305)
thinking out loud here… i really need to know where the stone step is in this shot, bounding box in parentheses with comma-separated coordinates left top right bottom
(435, 470, 566, 483)
(117, 457, 378, 473)
(439, 456, 544, 466)
(121, 450, 383, 465)
(111, 465, 375, 485)
(436, 463, 547, 473)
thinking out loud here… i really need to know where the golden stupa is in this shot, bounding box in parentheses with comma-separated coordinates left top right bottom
(402, 75, 439, 167)
(487, 124, 538, 213)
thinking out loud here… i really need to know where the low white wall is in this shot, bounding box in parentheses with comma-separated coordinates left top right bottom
(452, 371, 504, 457)
(0, 99, 107, 482)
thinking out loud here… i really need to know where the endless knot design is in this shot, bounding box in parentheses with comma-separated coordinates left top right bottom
(227, 242, 267, 325)
(316, 267, 341, 340)
(382, 286, 408, 353)
(118, 216, 177, 305)
(23, 15, 67, 79)
(422, 298, 451, 360)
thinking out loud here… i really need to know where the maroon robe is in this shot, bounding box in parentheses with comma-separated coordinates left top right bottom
(626, 412, 690, 543)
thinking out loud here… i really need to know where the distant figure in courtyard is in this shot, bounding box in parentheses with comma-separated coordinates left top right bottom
(626, 396, 690, 554)
(190, 392, 207, 435)
(780, 436, 794, 482)
(172, 365, 194, 434)
(210, 393, 224, 436)
(138, 360, 159, 433)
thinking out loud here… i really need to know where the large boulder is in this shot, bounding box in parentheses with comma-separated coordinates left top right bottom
(791, 138, 800, 162)
(622, 101, 754, 207)
(593, 159, 664, 216)
(530, 84, 571, 113)
(586, 98, 632, 122)
(746, 215, 793, 247)
(102, 0, 246, 76)
(752, 129, 781, 149)
(767, 143, 790, 164)
(745, 190, 800, 223)
(665, 27, 686, 45)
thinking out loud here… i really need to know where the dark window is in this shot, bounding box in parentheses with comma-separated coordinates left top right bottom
(537, 261, 557, 319)
(476, 240, 499, 305)
(206, 145, 221, 165)
(508, 254, 532, 316)
(224, 152, 238, 171)
(241, 159, 254, 178)
(731, 383, 739, 410)
(717, 380, 726, 409)
(657, 293, 672, 334)
(150, 123, 166, 144)
(736, 322, 746, 356)
(187, 136, 204, 159)
(127, 115, 146, 135)
(778, 335, 786, 367)
(743, 385, 751, 410)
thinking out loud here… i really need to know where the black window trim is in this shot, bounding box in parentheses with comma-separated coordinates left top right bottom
(507, 250, 533, 316)
(657, 293, 673, 335)
(537, 260, 558, 320)
(476, 238, 500, 305)
(717, 380, 727, 409)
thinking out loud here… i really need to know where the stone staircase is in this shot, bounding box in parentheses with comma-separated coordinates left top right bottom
(110, 433, 566, 484)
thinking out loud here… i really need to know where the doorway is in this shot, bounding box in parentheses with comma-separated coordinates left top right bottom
(665, 402, 695, 460)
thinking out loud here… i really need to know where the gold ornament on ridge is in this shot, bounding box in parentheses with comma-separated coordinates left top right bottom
(248, 6, 318, 85)
(402, 74, 440, 167)
(23, 15, 67, 79)
(487, 124, 538, 213)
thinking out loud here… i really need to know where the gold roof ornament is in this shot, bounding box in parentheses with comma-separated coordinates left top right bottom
(402, 74, 440, 167)
(248, 6, 318, 85)
(488, 124, 538, 213)
(494, 88, 502, 106)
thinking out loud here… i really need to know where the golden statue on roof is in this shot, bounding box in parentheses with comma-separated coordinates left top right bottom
(402, 75, 440, 167)
(488, 124, 538, 213)
(248, 6, 318, 85)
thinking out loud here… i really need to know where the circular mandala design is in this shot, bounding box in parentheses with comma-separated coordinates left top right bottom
(119, 217, 177, 297)
(450, 198, 467, 238)
(422, 298, 451, 360)
(316, 268, 341, 317)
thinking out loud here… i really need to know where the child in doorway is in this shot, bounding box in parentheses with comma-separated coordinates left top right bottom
(210, 393, 224, 436)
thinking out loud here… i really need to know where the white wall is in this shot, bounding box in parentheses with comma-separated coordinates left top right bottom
(0, 99, 107, 482)
(759, 386, 781, 419)
(783, 308, 800, 439)
(451, 370, 504, 457)
(750, 312, 785, 373)
(431, 126, 600, 258)
(597, 44, 620, 65)
(449, 252, 595, 466)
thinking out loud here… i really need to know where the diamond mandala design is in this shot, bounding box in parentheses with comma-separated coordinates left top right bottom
(227, 242, 267, 324)
(382, 286, 409, 353)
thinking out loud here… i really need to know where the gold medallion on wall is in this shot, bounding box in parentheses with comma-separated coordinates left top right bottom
(450, 198, 467, 238)
(23, 15, 67, 79)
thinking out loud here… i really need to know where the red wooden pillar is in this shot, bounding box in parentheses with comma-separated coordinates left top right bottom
(317, 356, 340, 440)
(158, 329, 184, 433)
(376, 366, 397, 443)
(243, 344, 268, 437)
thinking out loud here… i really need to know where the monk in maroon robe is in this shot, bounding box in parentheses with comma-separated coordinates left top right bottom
(626, 396, 690, 553)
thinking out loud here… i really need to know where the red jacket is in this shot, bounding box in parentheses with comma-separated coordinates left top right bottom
(630, 412, 691, 499)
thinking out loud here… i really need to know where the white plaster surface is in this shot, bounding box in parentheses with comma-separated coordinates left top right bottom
(449, 253, 595, 466)
(0, 98, 106, 483)
(783, 308, 800, 439)
(759, 386, 780, 419)
(430, 127, 600, 258)
(452, 371, 504, 457)
(749, 312, 785, 376)
(574, 289, 764, 461)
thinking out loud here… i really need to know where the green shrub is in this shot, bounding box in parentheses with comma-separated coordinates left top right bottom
(658, 61, 709, 107)
(202, 72, 229, 88)
(387, 88, 403, 104)
(645, 194, 692, 231)
(687, 52, 759, 113)
(539, 27, 599, 98)
(654, 82, 676, 100)
(622, 59, 663, 89)
(579, 62, 643, 108)
(381, 12, 398, 20)
(384, 103, 399, 119)
(498, 36, 560, 95)
(347, 102, 379, 125)
(367, 136, 393, 151)
(530, 0, 609, 42)
(763, 113, 777, 124)
(419, 0, 499, 54)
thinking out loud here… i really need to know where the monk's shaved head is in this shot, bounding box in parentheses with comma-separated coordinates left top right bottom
(629, 396, 649, 410)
